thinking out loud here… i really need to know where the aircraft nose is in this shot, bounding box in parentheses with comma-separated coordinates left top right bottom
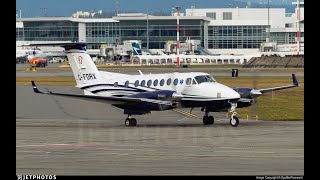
(229, 88, 241, 99)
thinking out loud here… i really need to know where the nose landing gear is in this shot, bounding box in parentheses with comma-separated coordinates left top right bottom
(229, 102, 239, 127)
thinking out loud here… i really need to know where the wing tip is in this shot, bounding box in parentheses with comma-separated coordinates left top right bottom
(31, 81, 41, 93)
(292, 74, 299, 86)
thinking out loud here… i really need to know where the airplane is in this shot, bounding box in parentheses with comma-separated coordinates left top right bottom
(16, 48, 43, 62)
(131, 42, 257, 64)
(30, 42, 299, 127)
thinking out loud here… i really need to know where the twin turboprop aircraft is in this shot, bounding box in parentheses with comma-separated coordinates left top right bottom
(31, 42, 299, 127)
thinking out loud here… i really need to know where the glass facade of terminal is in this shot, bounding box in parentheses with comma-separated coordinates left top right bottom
(208, 25, 268, 49)
(86, 22, 121, 44)
(23, 21, 79, 41)
(119, 20, 204, 49)
(270, 32, 304, 44)
(17, 19, 303, 50)
(16, 28, 24, 41)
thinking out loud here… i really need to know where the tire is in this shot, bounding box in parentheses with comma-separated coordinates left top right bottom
(203, 116, 209, 125)
(230, 116, 239, 127)
(125, 119, 131, 126)
(207, 116, 214, 125)
(125, 118, 137, 126)
(131, 118, 137, 126)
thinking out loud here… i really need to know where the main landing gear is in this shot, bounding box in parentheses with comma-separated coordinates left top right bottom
(229, 102, 239, 127)
(202, 109, 214, 125)
(124, 115, 137, 126)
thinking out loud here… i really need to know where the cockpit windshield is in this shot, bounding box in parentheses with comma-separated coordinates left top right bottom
(194, 75, 216, 84)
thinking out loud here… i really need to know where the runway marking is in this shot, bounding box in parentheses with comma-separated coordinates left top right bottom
(214, 150, 276, 154)
(93, 152, 129, 156)
(188, 154, 304, 158)
(173, 109, 202, 120)
(99, 148, 135, 151)
(16, 151, 44, 153)
(16, 143, 109, 149)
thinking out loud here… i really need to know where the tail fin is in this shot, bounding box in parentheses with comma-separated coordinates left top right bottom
(66, 44, 101, 87)
(132, 42, 142, 56)
(22, 43, 102, 87)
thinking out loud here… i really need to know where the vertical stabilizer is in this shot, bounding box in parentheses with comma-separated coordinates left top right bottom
(65, 43, 101, 87)
(132, 42, 142, 56)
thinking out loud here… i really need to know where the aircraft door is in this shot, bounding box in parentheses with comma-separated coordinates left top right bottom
(181, 78, 197, 95)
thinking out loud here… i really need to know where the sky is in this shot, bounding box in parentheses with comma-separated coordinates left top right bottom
(16, 0, 296, 18)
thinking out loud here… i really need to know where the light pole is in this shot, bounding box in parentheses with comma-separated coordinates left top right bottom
(175, 6, 181, 66)
(266, 0, 270, 42)
(296, 0, 300, 55)
(147, 8, 149, 50)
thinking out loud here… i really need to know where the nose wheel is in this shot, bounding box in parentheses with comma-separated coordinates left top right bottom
(229, 102, 239, 127)
(125, 115, 137, 126)
(230, 116, 239, 127)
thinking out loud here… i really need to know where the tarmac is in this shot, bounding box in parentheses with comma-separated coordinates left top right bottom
(16, 85, 304, 175)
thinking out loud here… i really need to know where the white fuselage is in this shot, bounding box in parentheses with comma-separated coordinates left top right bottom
(66, 48, 240, 109)
(80, 72, 240, 104)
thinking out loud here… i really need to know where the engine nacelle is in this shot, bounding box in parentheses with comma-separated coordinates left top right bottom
(233, 87, 262, 99)
(114, 90, 183, 114)
(128, 90, 175, 101)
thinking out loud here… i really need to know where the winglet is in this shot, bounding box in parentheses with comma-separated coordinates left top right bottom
(138, 70, 143, 75)
(31, 81, 41, 93)
(292, 74, 299, 86)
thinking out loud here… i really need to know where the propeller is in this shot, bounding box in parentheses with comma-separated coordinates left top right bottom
(233, 75, 262, 119)
(250, 78, 259, 119)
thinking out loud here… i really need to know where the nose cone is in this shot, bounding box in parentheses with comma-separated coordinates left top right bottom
(216, 83, 240, 99)
(229, 88, 241, 99)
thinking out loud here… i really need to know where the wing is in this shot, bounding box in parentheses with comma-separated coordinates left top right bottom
(257, 74, 300, 93)
(234, 74, 300, 99)
(31, 81, 173, 106)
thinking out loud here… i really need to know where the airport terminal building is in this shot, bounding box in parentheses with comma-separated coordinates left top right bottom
(16, 2, 304, 55)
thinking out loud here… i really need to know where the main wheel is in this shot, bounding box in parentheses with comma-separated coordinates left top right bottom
(125, 119, 131, 126)
(131, 118, 137, 126)
(207, 116, 214, 125)
(203, 116, 209, 125)
(125, 118, 137, 126)
(230, 116, 239, 127)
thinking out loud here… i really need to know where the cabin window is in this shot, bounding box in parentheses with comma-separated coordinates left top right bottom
(134, 80, 139, 87)
(192, 79, 197, 85)
(173, 78, 178, 86)
(160, 79, 165, 86)
(194, 75, 216, 84)
(167, 78, 172, 85)
(141, 80, 146, 87)
(147, 80, 152, 87)
(124, 81, 129, 87)
(153, 79, 158, 86)
(114, 82, 118, 87)
(186, 78, 192, 85)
